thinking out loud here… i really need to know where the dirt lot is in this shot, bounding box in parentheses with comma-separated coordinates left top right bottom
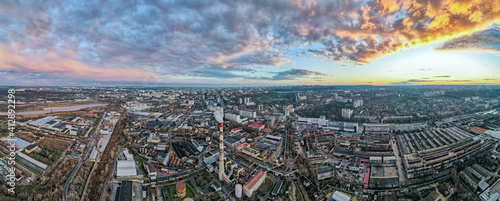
(14, 101, 105, 112)
(17, 104, 107, 119)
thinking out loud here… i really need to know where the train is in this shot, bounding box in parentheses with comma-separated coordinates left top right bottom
(160, 168, 182, 174)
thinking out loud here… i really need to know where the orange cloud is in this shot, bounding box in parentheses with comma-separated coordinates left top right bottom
(361, 0, 500, 62)
(0, 44, 159, 82)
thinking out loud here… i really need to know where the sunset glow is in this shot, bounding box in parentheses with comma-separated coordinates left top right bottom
(0, 0, 499, 86)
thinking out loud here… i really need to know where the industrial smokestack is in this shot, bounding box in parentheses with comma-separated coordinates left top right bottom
(219, 122, 224, 181)
(215, 107, 225, 182)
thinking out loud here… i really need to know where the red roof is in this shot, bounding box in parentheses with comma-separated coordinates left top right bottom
(176, 182, 186, 191)
(249, 123, 264, 128)
(337, 138, 349, 141)
(244, 170, 265, 189)
(470, 126, 488, 134)
(238, 143, 250, 148)
(232, 128, 242, 132)
(363, 168, 370, 188)
(349, 137, 359, 140)
(361, 158, 369, 163)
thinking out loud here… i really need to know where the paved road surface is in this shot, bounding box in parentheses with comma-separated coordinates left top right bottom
(99, 145, 124, 201)
(391, 138, 407, 185)
(64, 114, 105, 201)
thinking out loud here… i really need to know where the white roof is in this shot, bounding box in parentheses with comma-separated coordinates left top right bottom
(99, 129, 113, 152)
(30, 116, 58, 126)
(117, 160, 137, 177)
(17, 152, 47, 169)
(89, 148, 98, 160)
(123, 148, 134, 161)
(490, 131, 500, 139)
(478, 181, 489, 191)
(331, 191, 350, 201)
(488, 193, 500, 201)
(7, 137, 33, 149)
(266, 135, 282, 141)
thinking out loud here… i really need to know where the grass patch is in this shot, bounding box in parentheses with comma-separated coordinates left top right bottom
(194, 173, 209, 187)
(437, 182, 449, 196)
(311, 163, 323, 168)
(163, 182, 196, 200)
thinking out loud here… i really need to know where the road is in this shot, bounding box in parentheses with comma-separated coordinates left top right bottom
(168, 112, 187, 156)
(64, 114, 105, 201)
(100, 145, 124, 201)
(216, 91, 225, 108)
(391, 137, 408, 185)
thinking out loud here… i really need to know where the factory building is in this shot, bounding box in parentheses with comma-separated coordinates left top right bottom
(296, 116, 329, 131)
(316, 166, 335, 180)
(176, 182, 186, 198)
(399, 127, 492, 178)
(146, 163, 157, 181)
(243, 170, 266, 197)
(116, 180, 133, 201)
(364, 124, 390, 134)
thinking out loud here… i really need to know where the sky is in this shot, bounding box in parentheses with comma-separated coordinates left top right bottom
(0, 0, 499, 86)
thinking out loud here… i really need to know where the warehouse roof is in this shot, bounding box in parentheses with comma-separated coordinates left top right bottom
(117, 160, 137, 177)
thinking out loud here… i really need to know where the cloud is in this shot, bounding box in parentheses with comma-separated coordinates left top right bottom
(433, 75, 451, 78)
(406, 79, 435, 82)
(271, 69, 328, 80)
(435, 28, 500, 52)
(404, 79, 470, 83)
(0, 0, 499, 84)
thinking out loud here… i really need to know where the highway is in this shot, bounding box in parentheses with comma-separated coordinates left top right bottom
(63, 113, 105, 201)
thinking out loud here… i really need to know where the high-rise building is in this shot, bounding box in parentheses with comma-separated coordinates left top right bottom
(342, 108, 353, 119)
(284, 107, 290, 116)
(354, 100, 363, 108)
(239, 98, 243, 105)
(244, 97, 250, 105)
(224, 113, 242, 124)
(239, 110, 256, 118)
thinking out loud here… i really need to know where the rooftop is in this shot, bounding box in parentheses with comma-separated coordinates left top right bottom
(244, 170, 265, 190)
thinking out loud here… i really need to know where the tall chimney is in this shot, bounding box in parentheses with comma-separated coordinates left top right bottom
(219, 122, 225, 181)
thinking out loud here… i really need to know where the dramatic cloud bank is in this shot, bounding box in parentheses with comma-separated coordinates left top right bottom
(436, 28, 500, 52)
(0, 0, 499, 83)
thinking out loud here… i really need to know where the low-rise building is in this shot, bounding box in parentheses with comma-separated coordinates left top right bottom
(316, 166, 335, 180)
(243, 170, 266, 197)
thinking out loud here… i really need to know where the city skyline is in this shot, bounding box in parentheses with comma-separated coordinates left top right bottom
(1, 0, 499, 86)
